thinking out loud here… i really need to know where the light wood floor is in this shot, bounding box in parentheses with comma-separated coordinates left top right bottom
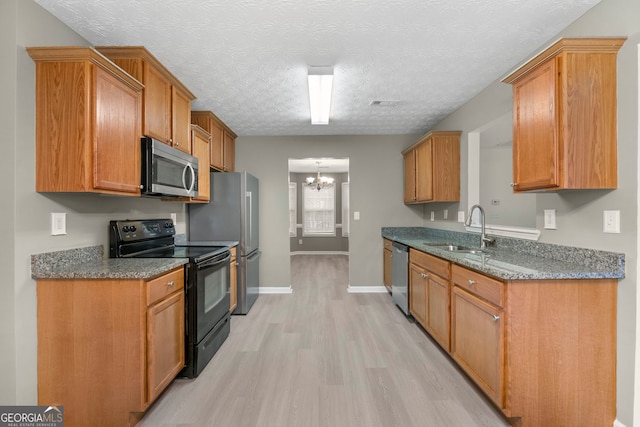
(138, 254, 511, 427)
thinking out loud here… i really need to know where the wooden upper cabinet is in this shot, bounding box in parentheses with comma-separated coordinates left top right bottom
(27, 47, 143, 196)
(190, 124, 211, 203)
(402, 131, 460, 203)
(191, 110, 237, 172)
(503, 37, 626, 192)
(96, 46, 196, 154)
(223, 130, 236, 172)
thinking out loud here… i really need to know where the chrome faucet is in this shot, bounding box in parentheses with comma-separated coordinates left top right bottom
(465, 204, 495, 249)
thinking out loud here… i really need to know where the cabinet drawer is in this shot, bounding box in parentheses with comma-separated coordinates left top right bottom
(410, 249, 450, 279)
(383, 238, 393, 251)
(147, 268, 184, 306)
(452, 264, 504, 307)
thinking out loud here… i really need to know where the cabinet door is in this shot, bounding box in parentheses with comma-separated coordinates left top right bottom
(93, 66, 142, 194)
(512, 58, 559, 191)
(143, 63, 172, 143)
(172, 87, 192, 153)
(383, 248, 393, 290)
(223, 131, 235, 172)
(409, 263, 428, 328)
(426, 273, 450, 351)
(147, 291, 185, 403)
(414, 138, 433, 201)
(209, 120, 225, 170)
(191, 127, 210, 202)
(403, 150, 416, 203)
(451, 286, 505, 407)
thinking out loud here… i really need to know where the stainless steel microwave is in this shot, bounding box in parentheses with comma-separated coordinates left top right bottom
(141, 136, 198, 198)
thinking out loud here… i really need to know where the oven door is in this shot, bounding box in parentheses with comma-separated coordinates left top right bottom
(189, 251, 230, 345)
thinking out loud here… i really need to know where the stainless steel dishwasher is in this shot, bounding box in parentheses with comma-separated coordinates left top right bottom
(392, 241, 409, 315)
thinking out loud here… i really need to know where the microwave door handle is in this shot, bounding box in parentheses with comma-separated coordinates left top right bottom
(182, 163, 196, 194)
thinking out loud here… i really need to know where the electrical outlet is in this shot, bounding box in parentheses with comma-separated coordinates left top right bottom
(170, 212, 177, 223)
(603, 210, 620, 233)
(544, 209, 556, 229)
(354, 211, 360, 221)
(430, 211, 435, 221)
(458, 211, 465, 222)
(299, 239, 303, 244)
(443, 209, 448, 220)
(51, 212, 66, 235)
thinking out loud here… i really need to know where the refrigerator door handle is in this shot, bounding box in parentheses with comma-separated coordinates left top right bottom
(246, 190, 252, 251)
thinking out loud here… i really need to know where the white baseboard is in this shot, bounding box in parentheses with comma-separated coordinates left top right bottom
(259, 286, 293, 294)
(347, 285, 389, 294)
(613, 419, 626, 427)
(290, 251, 349, 256)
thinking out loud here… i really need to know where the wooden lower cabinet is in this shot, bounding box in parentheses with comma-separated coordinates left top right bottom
(409, 261, 428, 327)
(451, 286, 504, 406)
(426, 272, 451, 351)
(230, 247, 237, 313)
(37, 267, 185, 427)
(450, 263, 616, 426)
(383, 238, 393, 291)
(409, 249, 451, 350)
(401, 246, 618, 426)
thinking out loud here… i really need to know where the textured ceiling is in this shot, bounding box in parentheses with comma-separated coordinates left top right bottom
(34, 0, 600, 136)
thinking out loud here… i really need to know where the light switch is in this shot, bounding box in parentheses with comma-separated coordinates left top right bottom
(458, 211, 465, 223)
(354, 211, 360, 221)
(430, 211, 435, 221)
(443, 209, 448, 220)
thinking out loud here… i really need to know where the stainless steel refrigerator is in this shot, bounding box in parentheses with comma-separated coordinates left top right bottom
(188, 171, 260, 314)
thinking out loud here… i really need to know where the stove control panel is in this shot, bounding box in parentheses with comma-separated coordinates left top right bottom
(110, 219, 175, 243)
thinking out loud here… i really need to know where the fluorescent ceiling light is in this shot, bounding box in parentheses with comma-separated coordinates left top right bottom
(308, 67, 333, 125)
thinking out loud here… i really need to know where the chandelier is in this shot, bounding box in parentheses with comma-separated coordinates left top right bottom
(306, 161, 334, 191)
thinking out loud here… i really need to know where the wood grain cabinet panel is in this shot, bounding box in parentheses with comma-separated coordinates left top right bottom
(451, 285, 505, 407)
(27, 47, 143, 196)
(409, 249, 451, 350)
(409, 261, 428, 328)
(191, 110, 237, 172)
(503, 37, 625, 191)
(190, 125, 211, 202)
(96, 46, 196, 154)
(37, 267, 185, 427)
(383, 238, 393, 291)
(402, 131, 460, 203)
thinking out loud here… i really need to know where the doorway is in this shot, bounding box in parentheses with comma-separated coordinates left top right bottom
(288, 158, 349, 289)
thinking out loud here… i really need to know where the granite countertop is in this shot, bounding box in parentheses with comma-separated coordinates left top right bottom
(382, 227, 625, 281)
(31, 245, 187, 280)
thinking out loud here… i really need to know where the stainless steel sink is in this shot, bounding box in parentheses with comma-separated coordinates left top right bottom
(423, 242, 486, 254)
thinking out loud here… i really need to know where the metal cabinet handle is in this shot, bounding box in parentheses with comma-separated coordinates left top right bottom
(420, 273, 429, 278)
(510, 183, 518, 187)
(492, 314, 500, 321)
(167, 281, 175, 287)
(468, 279, 475, 285)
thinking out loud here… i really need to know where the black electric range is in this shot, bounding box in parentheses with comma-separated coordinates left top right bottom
(109, 219, 232, 378)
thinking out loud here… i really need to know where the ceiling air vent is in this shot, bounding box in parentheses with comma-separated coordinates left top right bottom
(369, 100, 400, 106)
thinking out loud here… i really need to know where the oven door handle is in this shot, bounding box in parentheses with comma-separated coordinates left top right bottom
(197, 252, 231, 270)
